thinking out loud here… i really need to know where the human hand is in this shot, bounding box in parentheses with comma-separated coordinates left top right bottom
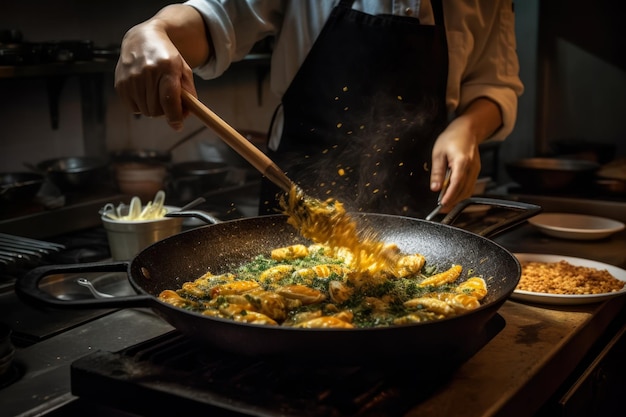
(114, 18, 197, 131)
(429, 123, 482, 211)
(429, 98, 503, 211)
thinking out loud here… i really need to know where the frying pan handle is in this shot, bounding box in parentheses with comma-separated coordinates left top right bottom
(166, 210, 222, 224)
(440, 197, 542, 238)
(15, 261, 156, 310)
(164, 197, 222, 224)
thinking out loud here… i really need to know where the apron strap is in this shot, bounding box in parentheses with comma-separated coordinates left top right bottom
(432, 0, 444, 26)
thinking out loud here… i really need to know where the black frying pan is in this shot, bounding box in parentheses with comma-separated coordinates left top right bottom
(17, 198, 540, 362)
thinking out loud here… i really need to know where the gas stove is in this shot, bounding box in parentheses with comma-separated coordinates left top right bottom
(69, 316, 504, 417)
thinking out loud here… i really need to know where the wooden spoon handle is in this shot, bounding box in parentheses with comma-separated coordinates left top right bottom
(181, 90, 293, 193)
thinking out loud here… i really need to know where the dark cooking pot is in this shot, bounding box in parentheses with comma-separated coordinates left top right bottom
(550, 139, 616, 164)
(110, 126, 209, 165)
(506, 157, 599, 191)
(0, 172, 44, 201)
(36, 156, 109, 191)
(16, 198, 540, 363)
(110, 148, 172, 164)
(171, 160, 230, 200)
(172, 160, 229, 183)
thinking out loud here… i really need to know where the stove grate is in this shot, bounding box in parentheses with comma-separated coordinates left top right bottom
(71, 315, 505, 417)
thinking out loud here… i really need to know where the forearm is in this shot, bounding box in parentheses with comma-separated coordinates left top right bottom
(448, 97, 503, 145)
(146, 4, 211, 68)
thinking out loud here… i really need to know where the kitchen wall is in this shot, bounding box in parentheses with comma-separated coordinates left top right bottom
(533, 0, 625, 158)
(498, 0, 539, 178)
(495, 0, 624, 180)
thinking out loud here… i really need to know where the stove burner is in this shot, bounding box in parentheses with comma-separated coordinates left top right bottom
(48, 227, 110, 264)
(0, 323, 21, 390)
(71, 315, 505, 416)
(0, 362, 22, 391)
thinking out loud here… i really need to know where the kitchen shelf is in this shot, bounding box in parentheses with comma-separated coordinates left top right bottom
(0, 50, 270, 78)
(0, 51, 271, 160)
(0, 58, 116, 158)
(0, 52, 270, 79)
(0, 59, 116, 78)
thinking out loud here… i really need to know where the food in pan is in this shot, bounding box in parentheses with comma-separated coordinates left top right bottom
(518, 260, 625, 295)
(279, 186, 401, 275)
(158, 243, 488, 328)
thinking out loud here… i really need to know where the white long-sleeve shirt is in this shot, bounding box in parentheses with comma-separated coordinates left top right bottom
(185, 0, 523, 147)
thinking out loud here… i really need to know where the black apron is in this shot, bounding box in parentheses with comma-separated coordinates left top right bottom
(259, 0, 449, 218)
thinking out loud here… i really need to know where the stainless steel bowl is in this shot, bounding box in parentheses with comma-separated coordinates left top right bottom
(101, 205, 183, 260)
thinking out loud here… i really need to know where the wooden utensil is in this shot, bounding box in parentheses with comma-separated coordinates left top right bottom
(180, 92, 398, 273)
(181, 90, 293, 193)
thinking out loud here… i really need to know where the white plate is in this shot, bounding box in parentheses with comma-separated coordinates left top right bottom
(528, 213, 625, 240)
(511, 253, 626, 305)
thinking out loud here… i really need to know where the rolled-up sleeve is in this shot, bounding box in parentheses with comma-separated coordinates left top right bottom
(184, 0, 283, 79)
(445, 0, 524, 141)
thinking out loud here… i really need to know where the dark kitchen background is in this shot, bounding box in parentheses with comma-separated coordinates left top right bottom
(1, 0, 624, 179)
(2, 2, 626, 417)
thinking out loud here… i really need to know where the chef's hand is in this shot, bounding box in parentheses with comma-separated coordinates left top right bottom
(429, 98, 503, 210)
(430, 126, 481, 211)
(114, 5, 209, 131)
